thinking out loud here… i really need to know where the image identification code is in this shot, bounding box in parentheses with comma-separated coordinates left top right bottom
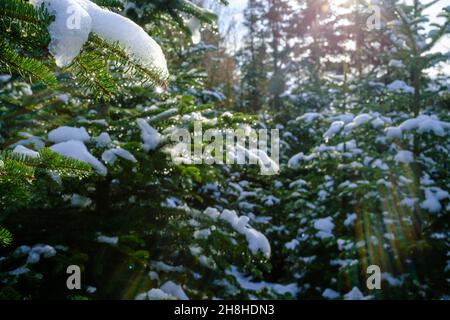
(174, 304, 276, 317)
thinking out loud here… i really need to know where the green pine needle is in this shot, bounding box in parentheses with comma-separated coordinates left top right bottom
(0, 40, 57, 87)
(0, 227, 13, 247)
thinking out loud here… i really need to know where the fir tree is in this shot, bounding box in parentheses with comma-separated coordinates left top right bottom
(237, 0, 268, 112)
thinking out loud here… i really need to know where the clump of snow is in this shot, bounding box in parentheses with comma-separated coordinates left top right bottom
(322, 288, 340, 299)
(161, 196, 184, 208)
(137, 119, 162, 151)
(387, 80, 415, 94)
(400, 197, 417, 209)
(226, 266, 298, 297)
(136, 289, 176, 300)
(262, 195, 280, 207)
(353, 114, 372, 126)
(12, 145, 39, 158)
(314, 217, 335, 239)
(285, 239, 299, 250)
(370, 158, 388, 170)
(0, 74, 12, 82)
(148, 271, 159, 281)
(333, 113, 354, 124)
(421, 188, 449, 213)
(233, 145, 280, 176)
(289, 178, 307, 188)
(160, 281, 189, 300)
(102, 147, 137, 164)
(50, 140, 107, 175)
(394, 150, 414, 164)
(188, 17, 202, 44)
(31, 0, 168, 78)
(385, 126, 402, 139)
(324, 121, 344, 140)
(28, 244, 57, 263)
(12, 133, 45, 150)
(288, 152, 316, 168)
(199, 255, 216, 269)
(344, 287, 372, 300)
(381, 273, 404, 287)
(204, 207, 220, 220)
(152, 261, 184, 273)
(203, 207, 271, 258)
(384, 232, 395, 240)
(14, 245, 32, 257)
(371, 117, 385, 128)
(193, 228, 211, 240)
(48, 126, 90, 143)
(222, 209, 271, 258)
(344, 213, 357, 227)
(399, 115, 450, 136)
(8, 266, 30, 276)
(343, 113, 375, 132)
(12, 244, 57, 265)
(96, 234, 118, 245)
(388, 60, 405, 68)
(94, 132, 111, 147)
(64, 193, 92, 208)
(57, 93, 70, 104)
(86, 286, 97, 293)
(135, 282, 187, 300)
(296, 112, 323, 123)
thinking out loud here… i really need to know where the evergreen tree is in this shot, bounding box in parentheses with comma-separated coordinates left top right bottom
(237, 0, 268, 112)
(264, 0, 295, 111)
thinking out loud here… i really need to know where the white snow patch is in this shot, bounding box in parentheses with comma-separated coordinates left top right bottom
(12, 145, 39, 158)
(388, 59, 405, 68)
(137, 119, 162, 151)
(371, 117, 385, 128)
(204, 207, 220, 220)
(48, 126, 90, 143)
(8, 266, 30, 276)
(381, 273, 404, 287)
(188, 17, 202, 44)
(94, 132, 112, 147)
(387, 80, 415, 94)
(0, 74, 12, 82)
(226, 266, 298, 297)
(50, 140, 107, 175)
(344, 287, 372, 300)
(96, 235, 118, 245)
(160, 281, 189, 300)
(385, 126, 402, 139)
(394, 150, 414, 164)
(296, 112, 323, 123)
(344, 213, 357, 227)
(102, 147, 137, 164)
(86, 286, 97, 293)
(399, 115, 450, 136)
(193, 228, 211, 240)
(219, 209, 271, 258)
(31, 0, 168, 78)
(314, 217, 335, 239)
(65, 193, 92, 208)
(353, 114, 372, 126)
(322, 288, 340, 299)
(421, 188, 449, 213)
(285, 239, 299, 250)
(324, 121, 344, 140)
(12, 244, 56, 265)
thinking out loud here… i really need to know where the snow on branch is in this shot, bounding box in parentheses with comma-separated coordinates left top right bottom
(31, 0, 168, 80)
